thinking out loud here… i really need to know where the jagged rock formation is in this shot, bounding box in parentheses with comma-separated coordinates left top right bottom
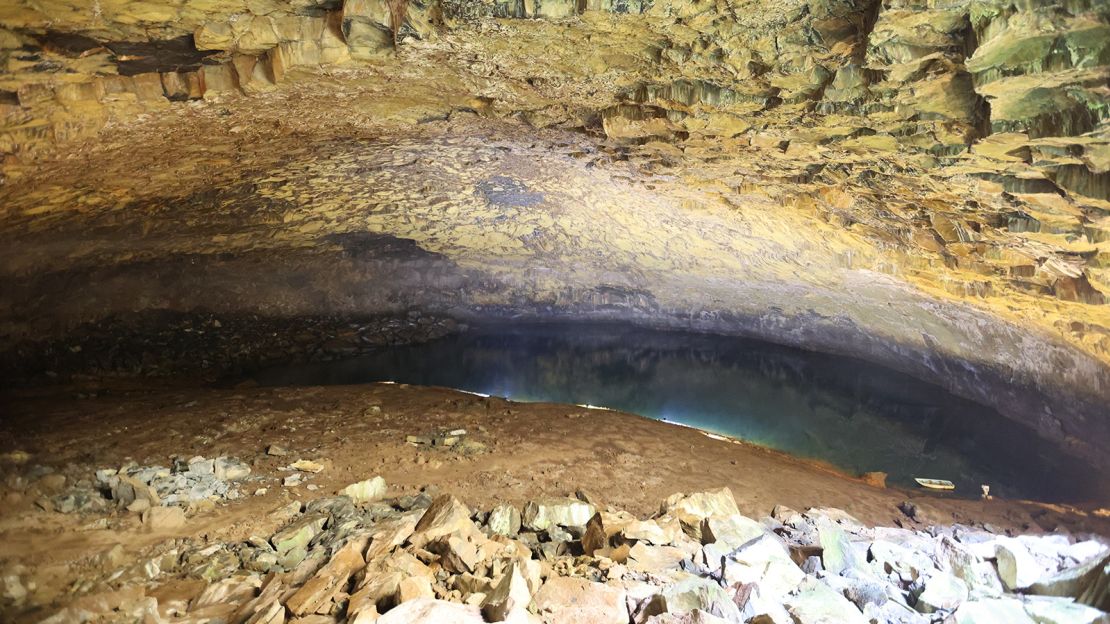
(1, 2, 1109, 463)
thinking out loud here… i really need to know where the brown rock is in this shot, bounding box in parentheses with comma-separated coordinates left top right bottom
(410, 494, 480, 548)
(141, 506, 185, 530)
(533, 576, 628, 624)
(286, 539, 366, 616)
(376, 598, 485, 623)
(861, 472, 888, 488)
(480, 561, 533, 622)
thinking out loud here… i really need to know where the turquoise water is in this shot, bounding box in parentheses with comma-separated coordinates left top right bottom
(253, 323, 1104, 502)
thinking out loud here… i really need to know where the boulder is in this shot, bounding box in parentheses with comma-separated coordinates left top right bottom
(214, 457, 251, 481)
(271, 513, 327, 556)
(1021, 595, 1109, 624)
(915, 572, 968, 613)
(113, 475, 161, 508)
(142, 506, 186, 530)
(949, 597, 1036, 624)
(661, 489, 740, 529)
(428, 534, 483, 574)
(286, 539, 366, 616)
(410, 495, 480, 548)
(995, 538, 1042, 591)
(522, 498, 596, 531)
(486, 504, 522, 537)
(480, 561, 533, 622)
(645, 609, 733, 623)
(1030, 554, 1110, 604)
(533, 576, 628, 624)
(701, 513, 766, 550)
(399, 576, 435, 603)
(341, 477, 388, 503)
(627, 542, 688, 574)
(365, 511, 421, 561)
(624, 516, 684, 546)
(711, 533, 802, 599)
(582, 513, 608, 555)
(659, 576, 743, 621)
(816, 518, 865, 576)
(935, 536, 1003, 597)
(784, 577, 868, 624)
(870, 539, 936, 581)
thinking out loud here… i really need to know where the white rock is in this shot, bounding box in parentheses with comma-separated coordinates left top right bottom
(1022, 595, 1109, 624)
(660, 488, 740, 526)
(341, 476, 387, 503)
(784, 577, 868, 624)
(521, 498, 596, 531)
(660, 576, 742, 621)
(950, 597, 1036, 624)
(916, 572, 968, 613)
(377, 598, 485, 623)
(995, 538, 1042, 590)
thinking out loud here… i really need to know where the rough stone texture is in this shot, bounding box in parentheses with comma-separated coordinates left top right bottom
(1, 0, 1109, 472)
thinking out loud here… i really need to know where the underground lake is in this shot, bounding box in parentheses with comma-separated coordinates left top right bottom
(252, 323, 1104, 504)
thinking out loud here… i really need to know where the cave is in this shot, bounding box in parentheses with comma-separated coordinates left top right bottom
(1, 0, 1109, 621)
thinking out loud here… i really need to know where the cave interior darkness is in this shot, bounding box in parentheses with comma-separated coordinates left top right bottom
(1, 0, 1110, 621)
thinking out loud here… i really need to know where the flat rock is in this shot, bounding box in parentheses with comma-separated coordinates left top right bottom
(286, 539, 365, 616)
(915, 572, 968, 613)
(271, 513, 327, 555)
(949, 597, 1036, 624)
(341, 476, 387, 503)
(533, 576, 628, 624)
(660, 489, 740, 529)
(1021, 595, 1109, 624)
(142, 506, 186, 530)
(522, 498, 596, 531)
(660, 576, 742, 621)
(784, 577, 868, 624)
(376, 598, 485, 623)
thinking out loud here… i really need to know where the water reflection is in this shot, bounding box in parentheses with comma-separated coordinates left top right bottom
(254, 323, 1103, 502)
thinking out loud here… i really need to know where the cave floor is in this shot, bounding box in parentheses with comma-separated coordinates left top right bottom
(1, 382, 1106, 618)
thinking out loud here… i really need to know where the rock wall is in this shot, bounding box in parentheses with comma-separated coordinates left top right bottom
(1, 2, 1108, 465)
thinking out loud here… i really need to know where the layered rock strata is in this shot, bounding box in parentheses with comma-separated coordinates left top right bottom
(1, 0, 1109, 466)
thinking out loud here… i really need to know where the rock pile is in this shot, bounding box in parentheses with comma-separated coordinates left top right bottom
(407, 428, 489, 456)
(40, 483, 1110, 623)
(96, 455, 253, 509)
(40, 455, 255, 515)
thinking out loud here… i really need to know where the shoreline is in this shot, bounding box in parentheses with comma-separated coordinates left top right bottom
(0, 381, 1108, 621)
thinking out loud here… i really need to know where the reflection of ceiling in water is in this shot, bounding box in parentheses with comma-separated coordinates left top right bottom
(255, 324, 1107, 503)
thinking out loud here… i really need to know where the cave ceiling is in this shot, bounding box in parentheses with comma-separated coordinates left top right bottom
(1, 0, 1109, 459)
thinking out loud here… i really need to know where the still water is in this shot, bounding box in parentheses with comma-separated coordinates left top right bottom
(255, 323, 1102, 502)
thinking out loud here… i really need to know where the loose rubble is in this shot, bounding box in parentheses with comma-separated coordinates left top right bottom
(39, 455, 255, 514)
(37, 483, 1110, 623)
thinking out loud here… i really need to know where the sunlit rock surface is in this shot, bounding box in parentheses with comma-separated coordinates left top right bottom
(1, 0, 1109, 465)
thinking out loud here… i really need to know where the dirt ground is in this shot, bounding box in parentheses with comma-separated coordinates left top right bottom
(1, 381, 1107, 620)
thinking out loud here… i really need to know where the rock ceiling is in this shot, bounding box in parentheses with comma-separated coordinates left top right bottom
(1, 1, 1109, 459)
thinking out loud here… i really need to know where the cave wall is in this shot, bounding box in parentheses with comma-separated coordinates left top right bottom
(1, 1, 1109, 465)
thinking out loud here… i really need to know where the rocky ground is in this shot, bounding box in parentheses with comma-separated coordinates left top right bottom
(0, 382, 1108, 623)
